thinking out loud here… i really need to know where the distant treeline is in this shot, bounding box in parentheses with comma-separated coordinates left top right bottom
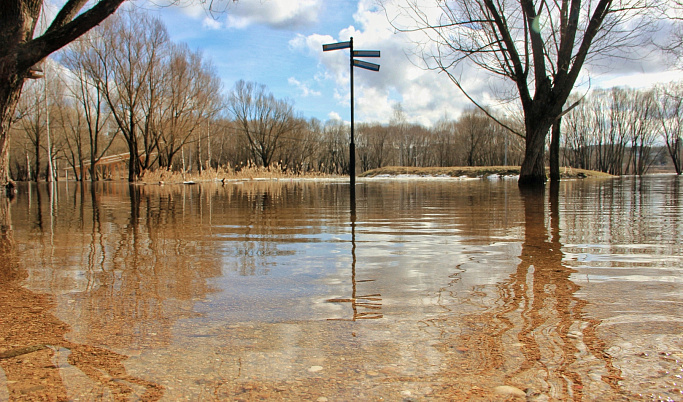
(8, 10, 682, 182)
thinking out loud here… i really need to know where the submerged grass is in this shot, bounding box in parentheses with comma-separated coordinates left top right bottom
(138, 164, 612, 185)
(360, 166, 614, 179)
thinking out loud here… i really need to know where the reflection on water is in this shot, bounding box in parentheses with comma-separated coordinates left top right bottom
(0, 177, 681, 400)
(327, 194, 383, 321)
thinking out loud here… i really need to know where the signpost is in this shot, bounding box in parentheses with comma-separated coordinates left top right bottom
(322, 37, 380, 189)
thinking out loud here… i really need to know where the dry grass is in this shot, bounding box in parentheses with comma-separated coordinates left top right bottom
(139, 163, 334, 184)
(138, 164, 613, 184)
(359, 166, 614, 179)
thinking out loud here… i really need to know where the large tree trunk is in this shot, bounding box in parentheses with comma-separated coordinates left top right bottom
(2, 53, 35, 188)
(0, 0, 125, 187)
(549, 117, 562, 182)
(0, 78, 27, 188)
(0, 0, 35, 187)
(128, 146, 140, 182)
(519, 118, 552, 187)
(519, 80, 565, 188)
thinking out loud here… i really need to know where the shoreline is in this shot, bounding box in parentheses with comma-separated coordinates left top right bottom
(133, 166, 613, 185)
(360, 166, 614, 180)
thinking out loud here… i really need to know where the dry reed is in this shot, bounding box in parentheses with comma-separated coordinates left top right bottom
(139, 162, 333, 184)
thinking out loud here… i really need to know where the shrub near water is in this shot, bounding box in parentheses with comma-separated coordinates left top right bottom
(140, 162, 331, 184)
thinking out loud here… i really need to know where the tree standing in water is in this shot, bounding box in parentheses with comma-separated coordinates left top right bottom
(385, 0, 655, 187)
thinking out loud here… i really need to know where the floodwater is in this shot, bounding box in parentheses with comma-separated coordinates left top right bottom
(0, 176, 681, 401)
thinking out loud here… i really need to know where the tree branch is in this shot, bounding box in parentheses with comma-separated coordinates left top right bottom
(18, 0, 125, 69)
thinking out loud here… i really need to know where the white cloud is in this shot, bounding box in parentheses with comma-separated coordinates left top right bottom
(303, 0, 482, 127)
(202, 16, 222, 30)
(327, 111, 343, 121)
(225, 0, 322, 30)
(288, 77, 321, 97)
(307, 0, 682, 127)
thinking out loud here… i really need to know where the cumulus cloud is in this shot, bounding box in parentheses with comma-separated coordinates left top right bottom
(225, 0, 322, 30)
(297, 0, 488, 126)
(288, 77, 321, 97)
(202, 16, 222, 30)
(327, 111, 343, 121)
(303, 0, 683, 126)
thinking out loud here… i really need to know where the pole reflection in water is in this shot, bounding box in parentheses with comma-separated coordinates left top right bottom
(327, 185, 383, 320)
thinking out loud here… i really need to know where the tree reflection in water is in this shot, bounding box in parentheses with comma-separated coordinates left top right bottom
(431, 183, 629, 400)
(0, 190, 163, 400)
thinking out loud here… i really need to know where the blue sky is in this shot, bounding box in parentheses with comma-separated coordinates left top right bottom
(146, 0, 682, 127)
(152, 1, 400, 124)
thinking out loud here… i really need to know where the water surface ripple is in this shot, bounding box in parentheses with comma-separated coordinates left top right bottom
(0, 176, 681, 400)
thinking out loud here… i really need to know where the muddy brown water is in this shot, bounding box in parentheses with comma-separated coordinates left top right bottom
(0, 176, 681, 401)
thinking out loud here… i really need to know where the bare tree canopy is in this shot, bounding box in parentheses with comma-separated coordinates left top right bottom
(659, 0, 683, 66)
(228, 80, 302, 168)
(384, 0, 655, 186)
(1, 0, 127, 187)
(0, 0, 227, 187)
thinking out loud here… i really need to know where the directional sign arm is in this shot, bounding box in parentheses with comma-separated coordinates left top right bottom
(353, 50, 380, 58)
(352, 59, 380, 71)
(323, 41, 351, 51)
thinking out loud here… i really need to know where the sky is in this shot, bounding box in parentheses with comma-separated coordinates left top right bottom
(145, 0, 683, 127)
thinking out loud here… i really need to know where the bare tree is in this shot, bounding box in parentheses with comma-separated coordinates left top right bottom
(655, 83, 683, 174)
(357, 123, 394, 170)
(432, 115, 458, 167)
(11, 65, 69, 181)
(563, 94, 597, 169)
(228, 80, 301, 168)
(563, 87, 659, 174)
(154, 43, 223, 170)
(60, 36, 117, 180)
(14, 81, 45, 181)
(87, 11, 169, 181)
(391, 103, 414, 166)
(318, 119, 349, 175)
(0, 0, 232, 187)
(0, 0, 128, 187)
(277, 117, 320, 173)
(458, 109, 496, 166)
(386, 0, 654, 186)
(627, 88, 658, 175)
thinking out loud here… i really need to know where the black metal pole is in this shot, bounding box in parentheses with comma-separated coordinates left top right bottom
(349, 37, 355, 189)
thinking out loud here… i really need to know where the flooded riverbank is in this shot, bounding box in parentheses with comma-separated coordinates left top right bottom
(0, 176, 681, 400)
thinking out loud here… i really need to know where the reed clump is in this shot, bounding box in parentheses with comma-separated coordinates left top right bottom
(360, 166, 613, 179)
(140, 162, 332, 184)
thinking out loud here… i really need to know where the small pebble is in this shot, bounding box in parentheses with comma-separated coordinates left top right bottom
(493, 385, 526, 397)
(308, 366, 323, 373)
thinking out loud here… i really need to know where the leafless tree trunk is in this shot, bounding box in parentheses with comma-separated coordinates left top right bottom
(228, 80, 300, 168)
(15, 82, 45, 181)
(86, 11, 169, 181)
(629, 89, 658, 175)
(385, 0, 654, 187)
(655, 83, 683, 175)
(154, 43, 222, 170)
(60, 36, 117, 181)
